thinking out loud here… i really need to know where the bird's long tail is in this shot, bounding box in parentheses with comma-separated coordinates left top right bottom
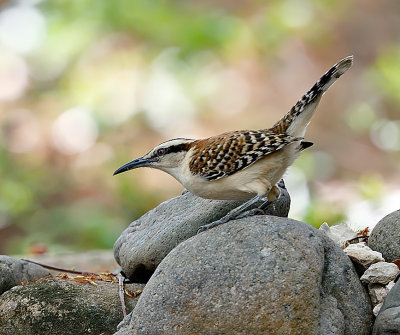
(270, 56, 353, 137)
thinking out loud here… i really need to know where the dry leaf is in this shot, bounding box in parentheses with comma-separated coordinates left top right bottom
(56, 272, 118, 286)
(125, 288, 142, 298)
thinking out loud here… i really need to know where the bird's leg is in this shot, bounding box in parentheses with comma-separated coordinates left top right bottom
(227, 186, 279, 221)
(266, 185, 281, 202)
(197, 182, 285, 234)
(236, 183, 283, 219)
(197, 195, 264, 234)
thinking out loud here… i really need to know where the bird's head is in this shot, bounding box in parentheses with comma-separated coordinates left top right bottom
(113, 138, 195, 176)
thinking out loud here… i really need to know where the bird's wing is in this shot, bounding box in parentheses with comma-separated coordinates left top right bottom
(189, 130, 301, 181)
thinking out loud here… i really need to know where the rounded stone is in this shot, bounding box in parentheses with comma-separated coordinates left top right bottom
(0, 278, 143, 335)
(369, 210, 400, 262)
(114, 182, 290, 283)
(116, 216, 373, 335)
(0, 256, 51, 295)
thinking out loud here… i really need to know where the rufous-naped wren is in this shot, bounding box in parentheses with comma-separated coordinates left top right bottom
(114, 56, 353, 232)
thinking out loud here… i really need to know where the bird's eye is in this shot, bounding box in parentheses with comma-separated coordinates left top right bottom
(157, 148, 166, 156)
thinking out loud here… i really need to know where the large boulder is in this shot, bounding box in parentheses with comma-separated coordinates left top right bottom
(114, 182, 290, 282)
(115, 216, 373, 335)
(0, 256, 51, 295)
(0, 278, 143, 335)
(369, 209, 400, 262)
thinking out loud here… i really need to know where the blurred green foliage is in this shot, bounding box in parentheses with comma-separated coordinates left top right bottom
(357, 174, 384, 201)
(0, 0, 399, 254)
(41, 0, 242, 57)
(304, 199, 346, 229)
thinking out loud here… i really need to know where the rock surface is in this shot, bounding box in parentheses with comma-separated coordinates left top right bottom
(368, 281, 396, 316)
(114, 183, 290, 282)
(115, 216, 373, 335)
(373, 279, 400, 334)
(360, 262, 399, 285)
(0, 255, 51, 295)
(369, 209, 400, 262)
(0, 278, 143, 335)
(319, 222, 357, 247)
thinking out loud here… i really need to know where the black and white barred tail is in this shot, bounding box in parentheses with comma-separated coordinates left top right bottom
(270, 56, 353, 137)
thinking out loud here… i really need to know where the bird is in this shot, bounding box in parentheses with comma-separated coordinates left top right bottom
(114, 56, 353, 232)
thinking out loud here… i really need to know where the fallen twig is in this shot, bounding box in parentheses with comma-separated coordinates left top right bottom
(117, 271, 127, 317)
(22, 259, 97, 276)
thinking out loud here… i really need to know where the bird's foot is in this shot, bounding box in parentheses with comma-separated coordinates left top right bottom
(197, 195, 268, 234)
(197, 215, 232, 234)
(196, 206, 268, 234)
(236, 208, 265, 219)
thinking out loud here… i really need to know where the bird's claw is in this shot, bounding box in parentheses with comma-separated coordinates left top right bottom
(197, 216, 231, 234)
(197, 201, 270, 234)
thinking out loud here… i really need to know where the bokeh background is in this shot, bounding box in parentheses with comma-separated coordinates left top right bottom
(1, 0, 399, 255)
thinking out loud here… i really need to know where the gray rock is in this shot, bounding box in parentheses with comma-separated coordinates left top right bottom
(373, 302, 384, 318)
(115, 216, 373, 335)
(369, 281, 396, 316)
(360, 262, 399, 285)
(319, 222, 357, 248)
(0, 277, 143, 335)
(386, 280, 396, 292)
(373, 278, 400, 334)
(344, 243, 385, 273)
(369, 209, 400, 262)
(114, 181, 290, 282)
(0, 255, 51, 295)
(369, 284, 390, 307)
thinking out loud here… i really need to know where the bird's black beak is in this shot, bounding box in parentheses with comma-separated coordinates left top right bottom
(113, 157, 156, 176)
